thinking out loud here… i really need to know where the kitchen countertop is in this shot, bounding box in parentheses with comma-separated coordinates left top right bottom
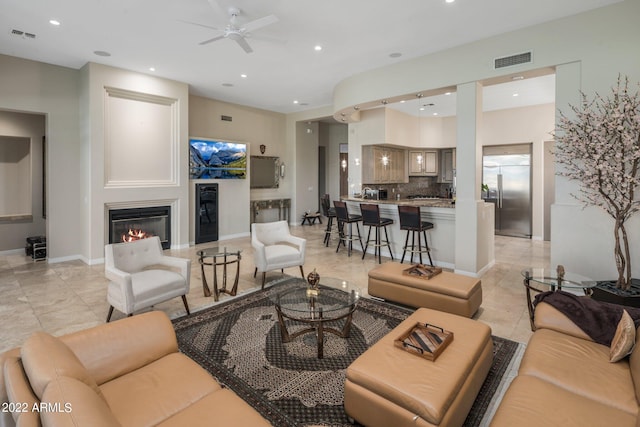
(342, 197, 455, 208)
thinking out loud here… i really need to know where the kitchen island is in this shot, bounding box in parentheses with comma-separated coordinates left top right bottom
(342, 197, 456, 268)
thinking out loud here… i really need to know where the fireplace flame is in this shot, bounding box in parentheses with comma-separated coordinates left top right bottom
(121, 229, 153, 243)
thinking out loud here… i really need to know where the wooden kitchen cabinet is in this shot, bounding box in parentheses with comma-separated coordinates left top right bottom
(362, 145, 408, 184)
(439, 148, 456, 183)
(409, 150, 438, 176)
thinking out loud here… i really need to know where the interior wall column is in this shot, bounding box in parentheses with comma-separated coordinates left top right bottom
(550, 61, 583, 270)
(454, 81, 486, 275)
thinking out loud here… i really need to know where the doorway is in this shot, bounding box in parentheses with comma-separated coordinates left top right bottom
(339, 143, 348, 197)
(0, 110, 46, 252)
(482, 143, 533, 238)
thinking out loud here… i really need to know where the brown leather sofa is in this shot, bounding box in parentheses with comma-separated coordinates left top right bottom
(0, 311, 271, 427)
(490, 301, 639, 426)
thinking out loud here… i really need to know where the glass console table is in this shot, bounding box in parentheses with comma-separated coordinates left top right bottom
(522, 267, 597, 331)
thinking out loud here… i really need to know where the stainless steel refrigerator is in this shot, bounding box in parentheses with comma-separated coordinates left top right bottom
(482, 144, 532, 238)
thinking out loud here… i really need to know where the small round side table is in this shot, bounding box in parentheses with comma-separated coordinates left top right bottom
(197, 246, 243, 301)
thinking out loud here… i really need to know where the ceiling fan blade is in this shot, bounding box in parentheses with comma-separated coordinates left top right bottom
(199, 34, 226, 45)
(235, 36, 253, 53)
(180, 19, 223, 31)
(242, 14, 278, 33)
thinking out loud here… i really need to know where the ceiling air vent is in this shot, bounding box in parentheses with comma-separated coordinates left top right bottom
(9, 29, 36, 39)
(494, 51, 532, 69)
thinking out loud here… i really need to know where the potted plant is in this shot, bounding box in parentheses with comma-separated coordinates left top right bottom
(554, 75, 640, 294)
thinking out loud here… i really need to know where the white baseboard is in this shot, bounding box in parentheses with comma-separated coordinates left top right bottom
(47, 254, 81, 264)
(0, 248, 25, 256)
(219, 231, 250, 241)
(171, 243, 190, 250)
(476, 259, 496, 277)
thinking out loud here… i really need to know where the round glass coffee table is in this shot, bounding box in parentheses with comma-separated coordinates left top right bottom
(272, 278, 361, 359)
(197, 245, 242, 300)
(521, 267, 597, 330)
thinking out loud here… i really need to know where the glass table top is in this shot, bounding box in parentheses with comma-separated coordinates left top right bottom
(521, 267, 598, 289)
(197, 245, 243, 257)
(271, 277, 362, 318)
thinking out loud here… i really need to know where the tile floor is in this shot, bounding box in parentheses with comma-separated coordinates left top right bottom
(0, 224, 548, 353)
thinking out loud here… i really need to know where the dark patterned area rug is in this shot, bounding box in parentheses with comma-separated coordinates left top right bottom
(173, 278, 522, 427)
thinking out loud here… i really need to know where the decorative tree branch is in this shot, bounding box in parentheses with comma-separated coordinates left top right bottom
(554, 75, 640, 290)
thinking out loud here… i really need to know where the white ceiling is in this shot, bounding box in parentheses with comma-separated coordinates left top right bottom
(0, 0, 621, 115)
(389, 73, 557, 118)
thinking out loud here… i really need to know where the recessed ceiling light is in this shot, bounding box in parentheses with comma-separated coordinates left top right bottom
(240, 74, 247, 78)
(49, 19, 60, 26)
(419, 107, 425, 111)
(293, 100, 299, 104)
(513, 93, 519, 97)
(445, 92, 451, 96)
(93, 50, 111, 57)
(446, 0, 455, 3)
(149, 67, 155, 72)
(433, 113, 439, 116)
(400, 100, 406, 103)
(314, 45, 322, 51)
(389, 52, 402, 58)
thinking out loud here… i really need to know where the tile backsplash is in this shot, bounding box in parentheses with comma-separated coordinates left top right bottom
(375, 177, 454, 199)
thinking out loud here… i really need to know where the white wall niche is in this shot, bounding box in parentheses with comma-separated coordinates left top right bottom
(0, 135, 32, 219)
(104, 87, 179, 188)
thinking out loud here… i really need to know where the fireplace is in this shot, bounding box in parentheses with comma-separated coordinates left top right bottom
(108, 206, 171, 249)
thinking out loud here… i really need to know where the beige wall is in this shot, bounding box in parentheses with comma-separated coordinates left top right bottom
(285, 106, 334, 223)
(0, 54, 81, 260)
(81, 63, 190, 262)
(189, 95, 287, 236)
(318, 122, 348, 201)
(0, 111, 46, 251)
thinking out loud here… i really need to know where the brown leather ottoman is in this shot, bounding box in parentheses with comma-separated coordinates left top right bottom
(368, 262, 482, 317)
(345, 308, 493, 427)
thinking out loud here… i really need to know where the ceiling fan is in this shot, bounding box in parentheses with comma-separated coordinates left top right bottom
(193, 6, 278, 53)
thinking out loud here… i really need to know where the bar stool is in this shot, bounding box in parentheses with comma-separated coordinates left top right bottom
(321, 194, 337, 247)
(333, 200, 364, 256)
(398, 205, 434, 265)
(360, 203, 394, 264)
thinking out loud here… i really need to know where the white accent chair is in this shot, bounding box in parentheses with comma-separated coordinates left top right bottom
(104, 236, 191, 322)
(251, 220, 306, 288)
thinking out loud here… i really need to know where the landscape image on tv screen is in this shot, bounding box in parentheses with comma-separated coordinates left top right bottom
(189, 138, 247, 179)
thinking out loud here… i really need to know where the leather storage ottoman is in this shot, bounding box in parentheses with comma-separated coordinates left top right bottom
(368, 262, 482, 318)
(345, 307, 493, 427)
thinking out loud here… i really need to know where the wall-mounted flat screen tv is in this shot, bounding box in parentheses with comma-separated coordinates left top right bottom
(189, 138, 247, 179)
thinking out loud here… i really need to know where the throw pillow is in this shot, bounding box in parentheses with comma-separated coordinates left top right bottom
(610, 309, 636, 363)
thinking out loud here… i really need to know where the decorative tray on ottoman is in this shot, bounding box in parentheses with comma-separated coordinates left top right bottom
(402, 263, 443, 279)
(394, 322, 454, 361)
